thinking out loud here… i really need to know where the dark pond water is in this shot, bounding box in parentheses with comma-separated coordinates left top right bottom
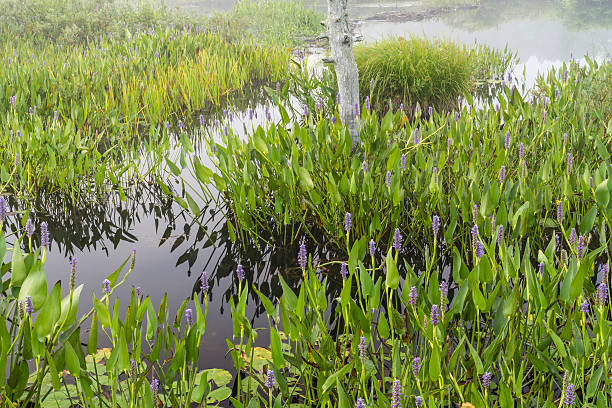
(7, 0, 611, 373)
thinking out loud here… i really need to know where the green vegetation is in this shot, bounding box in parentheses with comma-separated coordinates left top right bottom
(354, 37, 517, 114)
(159, 55, 612, 407)
(0, 0, 189, 45)
(217, 0, 324, 46)
(0, 0, 298, 199)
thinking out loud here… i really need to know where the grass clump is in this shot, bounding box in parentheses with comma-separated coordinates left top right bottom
(354, 37, 517, 114)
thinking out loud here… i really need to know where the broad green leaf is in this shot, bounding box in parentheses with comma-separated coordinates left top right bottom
(34, 281, 62, 341)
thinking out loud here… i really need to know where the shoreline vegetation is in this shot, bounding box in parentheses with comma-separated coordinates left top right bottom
(0, 0, 610, 407)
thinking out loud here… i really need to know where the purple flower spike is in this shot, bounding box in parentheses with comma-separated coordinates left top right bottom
(26, 219, 34, 239)
(519, 142, 525, 161)
(430, 304, 440, 326)
(440, 280, 448, 308)
(344, 213, 351, 234)
(569, 228, 577, 248)
(14, 154, 18, 167)
(455, 111, 460, 122)
(564, 383, 575, 406)
(369, 239, 376, 257)
(475, 241, 485, 258)
(415, 396, 423, 408)
(102, 279, 111, 294)
(355, 398, 366, 408)
(581, 300, 589, 315)
(504, 132, 510, 150)
(408, 286, 417, 306)
(482, 372, 492, 390)
(539, 262, 545, 277)
(567, 153, 573, 173)
(315, 98, 323, 112)
(331, 116, 336, 125)
(597, 283, 608, 307)
(184, 308, 193, 326)
(399, 103, 404, 112)
(390, 379, 402, 408)
(336, 92, 340, 105)
(199, 114, 204, 127)
(400, 154, 406, 171)
(265, 106, 272, 121)
(298, 244, 307, 270)
(414, 128, 419, 144)
(428, 106, 433, 117)
(40, 222, 49, 250)
(178, 120, 183, 129)
(358, 336, 367, 362)
(135, 287, 141, 297)
(497, 225, 504, 244)
(369, 78, 375, 90)
(264, 370, 276, 389)
(386, 171, 392, 188)
(362, 160, 367, 174)
(340, 262, 348, 279)
(365, 96, 370, 111)
(576, 71, 580, 83)
(471, 225, 479, 250)
(499, 166, 506, 183)
(25, 296, 33, 314)
(557, 201, 563, 225)
(432, 215, 440, 236)
(393, 228, 402, 253)
(303, 105, 308, 117)
(276, 82, 280, 94)
(412, 357, 421, 377)
(577, 235, 586, 260)
(236, 264, 245, 281)
(447, 137, 452, 150)
(200, 271, 209, 293)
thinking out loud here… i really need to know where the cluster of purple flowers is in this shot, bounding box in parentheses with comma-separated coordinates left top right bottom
(340, 263, 348, 279)
(412, 357, 421, 377)
(264, 369, 276, 389)
(390, 379, 401, 408)
(184, 308, 193, 326)
(432, 215, 440, 236)
(102, 279, 111, 294)
(298, 244, 307, 270)
(358, 337, 367, 362)
(344, 212, 351, 234)
(369, 240, 376, 258)
(393, 228, 402, 253)
(408, 286, 417, 306)
(40, 222, 49, 249)
(201, 271, 210, 293)
(430, 304, 440, 326)
(236, 264, 245, 281)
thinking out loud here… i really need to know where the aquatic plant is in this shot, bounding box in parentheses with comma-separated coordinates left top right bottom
(353, 37, 518, 115)
(0, 24, 292, 198)
(178, 55, 611, 264)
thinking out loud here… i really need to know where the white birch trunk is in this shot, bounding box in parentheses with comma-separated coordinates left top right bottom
(326, 0, 360, 146)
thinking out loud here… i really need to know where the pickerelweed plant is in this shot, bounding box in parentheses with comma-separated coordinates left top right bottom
(0, 209, 233, 407)
(0, 26, 292, 198)
(169, 56, 612, 263)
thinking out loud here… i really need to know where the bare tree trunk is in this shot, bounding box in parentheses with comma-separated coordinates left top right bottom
(326, 0, 360, 146)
